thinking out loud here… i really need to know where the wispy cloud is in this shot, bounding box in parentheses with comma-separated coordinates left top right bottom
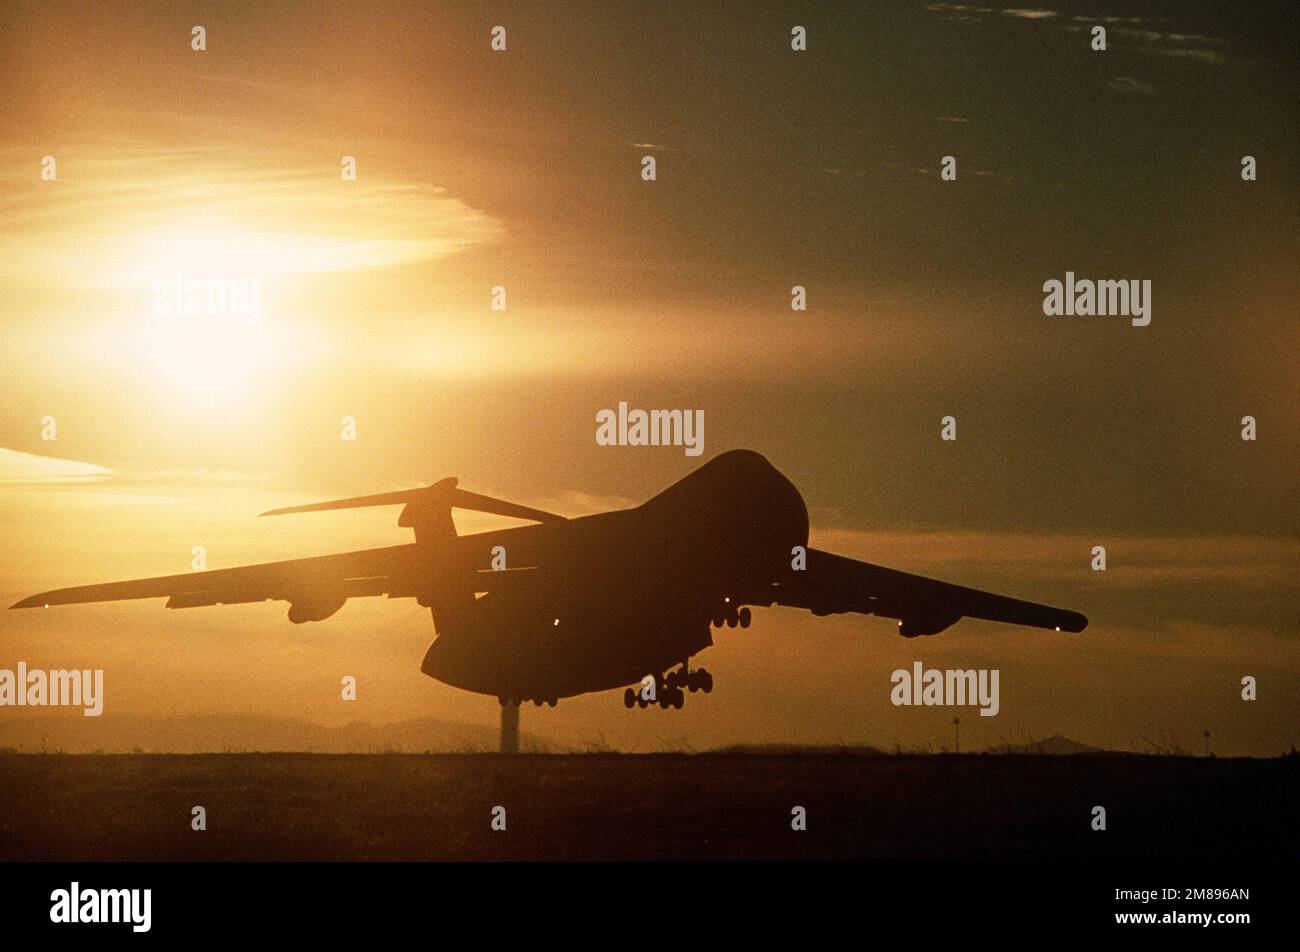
(1062, 26, 1228, 64)
(0, 447, 111, 484)
(928, 4, 1230, 65)
(1000, 9, 1056, 20)
(1154, 48, 1224, 64)
(0, 148, 504, 288)
(808, 526, 1300, 589)
(924, 5, 1057, 21)
(1108, 77, 1156, 96)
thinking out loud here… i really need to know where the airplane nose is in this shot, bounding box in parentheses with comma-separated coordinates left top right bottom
(421, 635, 471, 685)
(420, 628, 505, 695)
(766, 461, 809, 551)
(420, 637, 448, 680)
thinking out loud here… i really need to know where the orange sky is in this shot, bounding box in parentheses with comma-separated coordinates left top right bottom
(0, 1, 1295, 754)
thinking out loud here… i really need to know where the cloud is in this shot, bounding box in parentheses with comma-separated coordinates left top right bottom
(0, 447, 111, 484)
(1155, 48, 1224, 64)
(925, 5, 1056, 21)
(0, 148, 504, 289)
(114, 467, 263, 487)
(1071, 16, 1143, 25)
(806, 526, 1300, 589)
(1000, 9, 1056, 20)
(1111, 28, 1227, 64)
(1108, 77, 1156, 96)
(929, 6, 1230, 65)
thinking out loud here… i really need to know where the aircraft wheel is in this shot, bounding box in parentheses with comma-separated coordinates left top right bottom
(699, 669, 713, 693)
(711, 615, 723, 628)
(533, 697, 543, 707)
(671, 689, 684, 710)
(739, 607, 751, 628)
(637, 696, 648, 709)
(624, 688, 635, 709)
(547, 697, 557, 708)
(726, 613, 737, 628)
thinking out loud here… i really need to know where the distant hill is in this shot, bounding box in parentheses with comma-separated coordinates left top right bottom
(984, 734, 1102, 755)
(713, 743, 887, 756)
(0, 717, 1114, 757)
(0, 713, 557, 754)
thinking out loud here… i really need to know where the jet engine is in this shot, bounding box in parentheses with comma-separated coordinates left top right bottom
(898, 612, 961, 638)
(287, 595, 347, 624)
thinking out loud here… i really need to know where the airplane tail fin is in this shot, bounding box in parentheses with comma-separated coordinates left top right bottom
(262, 478, 564, 626)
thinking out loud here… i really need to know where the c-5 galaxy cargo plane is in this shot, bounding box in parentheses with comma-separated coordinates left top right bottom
(13, 450, 1085, 748)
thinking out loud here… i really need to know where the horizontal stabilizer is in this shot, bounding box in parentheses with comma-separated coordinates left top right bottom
(260, 477, 566, 524)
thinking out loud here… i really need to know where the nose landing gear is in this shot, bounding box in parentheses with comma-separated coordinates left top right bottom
(498, 697, 520, 753)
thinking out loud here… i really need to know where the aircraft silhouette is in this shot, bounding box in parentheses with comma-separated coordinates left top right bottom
(12, 450, 1085, 749)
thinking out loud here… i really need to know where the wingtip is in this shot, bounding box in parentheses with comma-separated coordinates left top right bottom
(258, 504, 308, 517)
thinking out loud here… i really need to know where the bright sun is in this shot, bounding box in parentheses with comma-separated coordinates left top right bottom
(124, 229, 309, 406)
(137, 317, 276, 404)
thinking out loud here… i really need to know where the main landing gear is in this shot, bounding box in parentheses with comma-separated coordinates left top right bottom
(495, 693, 557, 753)
(623, 663, 713, 710)
(498, 695, 557, 707)
(711, 600, 751, 629)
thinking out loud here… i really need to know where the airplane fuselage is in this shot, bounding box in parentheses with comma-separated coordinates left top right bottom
(420, 451, 809, 701)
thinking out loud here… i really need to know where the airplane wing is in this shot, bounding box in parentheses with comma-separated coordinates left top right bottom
(8, 543, 520, 621)
(10, 477, 559, 621)
(767, 547, 1086, 637)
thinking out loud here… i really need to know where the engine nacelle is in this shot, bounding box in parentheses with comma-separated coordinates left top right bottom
(898, 613, 960, 638)
(287, 596, 347, 624)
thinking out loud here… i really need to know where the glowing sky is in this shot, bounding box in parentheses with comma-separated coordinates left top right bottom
(0, 1, 1295, 754)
